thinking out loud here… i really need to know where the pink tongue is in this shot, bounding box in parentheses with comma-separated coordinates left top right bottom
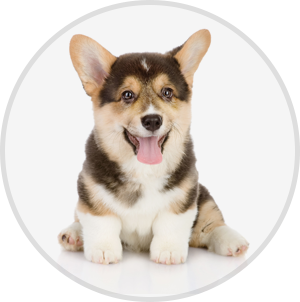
(137, 136, 162, 165)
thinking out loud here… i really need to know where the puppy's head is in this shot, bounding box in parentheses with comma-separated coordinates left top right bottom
(70, 30, 211, 165)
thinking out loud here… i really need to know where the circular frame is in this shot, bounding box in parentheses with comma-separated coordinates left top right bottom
(0, 0, 300, 301)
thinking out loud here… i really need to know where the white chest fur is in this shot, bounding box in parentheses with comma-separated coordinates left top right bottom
(91, 169, 185, 251)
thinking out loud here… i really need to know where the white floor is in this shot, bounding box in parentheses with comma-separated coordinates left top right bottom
(56, 246, 248, 297)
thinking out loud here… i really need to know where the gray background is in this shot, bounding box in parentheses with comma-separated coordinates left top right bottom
(0, 0, 300, 302)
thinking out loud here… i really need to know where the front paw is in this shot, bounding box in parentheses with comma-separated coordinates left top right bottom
(84, 240, 122, 264)
(150, 237, 188, 265)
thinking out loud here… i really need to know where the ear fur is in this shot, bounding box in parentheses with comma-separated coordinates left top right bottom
(174, 29, 211, 87)
(69, 34, 117, 96)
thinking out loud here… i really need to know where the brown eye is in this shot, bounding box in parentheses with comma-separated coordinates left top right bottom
(162, 87, 173, 99)
(122, 90, 134, 103)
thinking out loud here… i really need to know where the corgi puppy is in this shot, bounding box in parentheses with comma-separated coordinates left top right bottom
(58, 30, 249, 265)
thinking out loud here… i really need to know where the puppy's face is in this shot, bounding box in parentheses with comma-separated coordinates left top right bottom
(70, 30, 211, 165)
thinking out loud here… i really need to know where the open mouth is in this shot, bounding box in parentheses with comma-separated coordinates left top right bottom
(125, 130, 168, 165)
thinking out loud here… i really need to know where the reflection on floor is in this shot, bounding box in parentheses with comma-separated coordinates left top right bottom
(57, 247, 248, 297)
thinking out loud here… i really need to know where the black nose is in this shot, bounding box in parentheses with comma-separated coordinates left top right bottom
(141, 114, 163, 132)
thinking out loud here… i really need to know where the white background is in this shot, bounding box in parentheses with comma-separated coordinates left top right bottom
(6, 6, 295, 296)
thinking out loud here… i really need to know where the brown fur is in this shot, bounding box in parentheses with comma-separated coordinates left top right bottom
(152, 74, 180, 99)
(169, 170, 199, 214)
(77, 199, 114, 216)
(190, 199, 225, 248)
(79, 132, 143, 207)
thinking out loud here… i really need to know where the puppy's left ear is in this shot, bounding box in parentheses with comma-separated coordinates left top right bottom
(172, 29, 211, 87)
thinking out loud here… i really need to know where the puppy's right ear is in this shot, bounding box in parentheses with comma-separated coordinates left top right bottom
(70, 35, 117, 96)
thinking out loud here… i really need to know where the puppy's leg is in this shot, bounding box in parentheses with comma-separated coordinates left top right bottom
(58, 219, 83, 252)
(189, 184, 249, 257)
(150, 207, 197, 264)
(77, 208, 122, 264)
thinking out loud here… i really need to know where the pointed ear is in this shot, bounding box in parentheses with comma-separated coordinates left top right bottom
(173, 29, 211, 87)
(69, 34, 117, 96)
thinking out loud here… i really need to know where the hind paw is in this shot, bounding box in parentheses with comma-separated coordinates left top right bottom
(208, 225, 249, 257)
(58, 222, 83, 252)
(226, 244, 249, 257)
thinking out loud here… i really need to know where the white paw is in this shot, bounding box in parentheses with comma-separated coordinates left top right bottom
(58, 222, 83, 252)
(84, 239, 122, 265)
(208, 225, 249, 257)
(150, 237, 188, 264)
